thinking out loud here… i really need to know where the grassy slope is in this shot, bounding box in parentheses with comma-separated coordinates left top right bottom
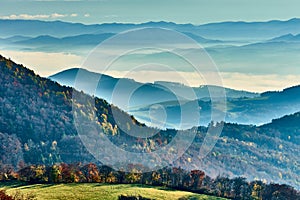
(0, 183, 226, 200)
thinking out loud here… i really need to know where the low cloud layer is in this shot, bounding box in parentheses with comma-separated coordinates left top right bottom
(1, 50, 83, 77)
(1, 50, 299, 93)
(0, 13, 79, 20)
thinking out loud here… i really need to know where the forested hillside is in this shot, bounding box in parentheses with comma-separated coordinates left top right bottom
(0, 55, 300, 190)
(0, 54, 152, 166)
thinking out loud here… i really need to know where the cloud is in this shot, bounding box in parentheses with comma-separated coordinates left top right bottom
(0, 14, 50, 20)
(1, 50, 83, 77)
(104, 15, 118, 18)
(0, 13, 69, 20)
(220, 72, 300, 92)
(1, 50, 299, 92)
(51, 13, 67, 18)
(103, 70, 300, 93)
(84, 13, 90, 17)
(70, 13, 78, 17)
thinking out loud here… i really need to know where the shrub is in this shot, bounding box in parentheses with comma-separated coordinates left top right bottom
(0, 190, 36, 200)
(0, 190, 14, 200)
(118, 194, 153, 200)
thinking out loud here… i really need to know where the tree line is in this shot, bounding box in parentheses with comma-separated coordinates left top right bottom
(0, 163, 299, 200)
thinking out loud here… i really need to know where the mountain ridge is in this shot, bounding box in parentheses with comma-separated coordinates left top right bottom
(14, 33, 115, 46)
(50, 67, 300, 128)
(1, 18, 300, 40)
(49, 67, 259, 98)
(269, 33, 300, 42)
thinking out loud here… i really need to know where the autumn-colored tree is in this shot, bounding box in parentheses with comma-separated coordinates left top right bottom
(49, 164, 61, 183)
(99, 165, 114, 183)
(151, 171, 162, 186)
(251, 181, 263, 200)
(60, 163, 80, 183)
(190, 170, 205, 190)
(171, 167, 186, 188)
(18, 166, 46, 183)
(106, 171, 118, 183)
(81, 163, 100, 183)
(125, 169, 142, 184)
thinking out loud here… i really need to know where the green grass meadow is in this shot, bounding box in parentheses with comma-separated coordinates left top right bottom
(0, 182, 226, 200)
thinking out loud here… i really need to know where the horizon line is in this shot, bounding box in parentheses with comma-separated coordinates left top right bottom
(1, 17, 300, 27)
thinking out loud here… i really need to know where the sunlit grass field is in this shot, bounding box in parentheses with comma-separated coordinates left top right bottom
(0, 182, 227, 200)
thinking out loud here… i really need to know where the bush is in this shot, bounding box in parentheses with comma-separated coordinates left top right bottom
(0, 190, 36, 200)
(0, 190, 14, 200)
(118, 194, 153, 200)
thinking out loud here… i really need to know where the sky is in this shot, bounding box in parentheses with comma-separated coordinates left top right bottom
(1, 0, 300, 92)
(1, 0, 300, 25)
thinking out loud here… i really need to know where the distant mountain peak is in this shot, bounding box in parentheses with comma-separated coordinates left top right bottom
(287, 17, 300, 22)
(269, 33, 300, 42)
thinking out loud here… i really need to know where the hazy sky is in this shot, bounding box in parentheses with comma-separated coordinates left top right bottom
(1, 0, 300, 92)
(1, 0, 300, 25)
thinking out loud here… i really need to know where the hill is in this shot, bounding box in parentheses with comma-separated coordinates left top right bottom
(50, 68, 258, 101)
(130, 85, 300, 127)
(1, 55, 300, 189)
(50, 68, 259, 128)
(259, 112, 300, 144)
(49, 68, 185, 110)
(0, 54, 155, 166)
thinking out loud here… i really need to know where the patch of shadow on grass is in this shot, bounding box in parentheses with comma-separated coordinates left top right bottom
(90, 183, 106, 187)
(0, 181, 29, 187)
(156, 186, 177, 191)
(178, 195, 201, 200)
(39, 184, 55, 188)
(132, 184, 159, 189)
(18, 184, 41, 189)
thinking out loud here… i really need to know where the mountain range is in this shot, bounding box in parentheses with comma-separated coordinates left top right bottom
(2, 18, 300, 40)
(15, 33, 115, 47)
(1, 19, 300, 79)
(1, 55, 300, 189)
(49, 68, 300, 128)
